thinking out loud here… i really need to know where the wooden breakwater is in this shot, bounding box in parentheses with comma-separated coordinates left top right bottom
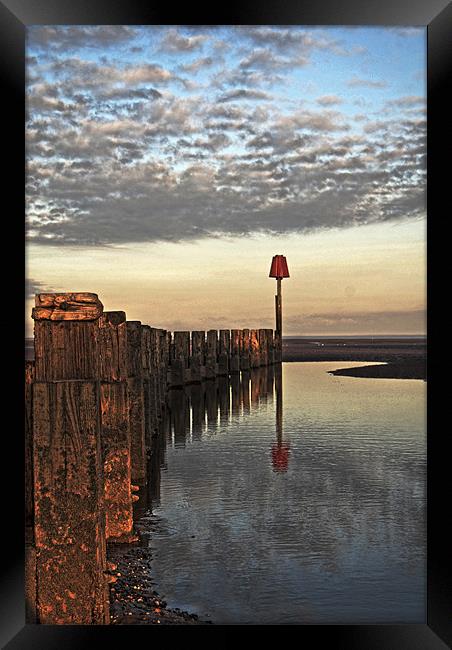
(25, 292, 281, 624)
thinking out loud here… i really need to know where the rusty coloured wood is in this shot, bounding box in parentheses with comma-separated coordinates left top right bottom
(34, 320, 101, 382)
(99, 311, 127, 382)
(126, 321, 147, 485)
(230, 329, 240, 373)
(265, 329, 275, 365)
(100, 383, 134, 541)
(249, 329, 260, 368)
(240, 329, 250, 371)
(126, 321, 143, 379)
(259, 329, 268, 366)
(218, 329, 230, 376)
(32, 292, 103, 322)
(149, 328, 159, 435)
(31, 293, 109, 624)
(33, 380, 109, 624)
(99, 312, 134, 542)
(141, 325, 152, 450)
(25, 360, 37, 623)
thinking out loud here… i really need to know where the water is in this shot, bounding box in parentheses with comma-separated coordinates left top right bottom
(144, 362, 426, 625)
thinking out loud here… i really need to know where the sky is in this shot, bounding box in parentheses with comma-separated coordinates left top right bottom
(25, 25, 426, 336)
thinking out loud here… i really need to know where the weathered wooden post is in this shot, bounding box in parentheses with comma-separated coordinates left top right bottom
(25, 360, 36, 623)
(126, 321, 147, 486)
(240, 329, 250, 371)
(269, 255, 289, 363)
(160, 329, 169, 405)
(140, 325, 152, 450)
(190, 331, 205, 383)
(218, 329, 230, 376)
(250, 329, 260, 368)
(230, 329, 240, 374)
(259, 329, 268, 367)
(171, 331, 189, 387)
(99, 311, 135, 542)
(149, 328, 159, 435)
(32, 292, 109, 624)
(206, 330, 218, 379)
(265, 329, 275, 365)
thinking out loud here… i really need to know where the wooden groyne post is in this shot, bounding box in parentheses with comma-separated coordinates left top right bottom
(31, 293, 109, 624)
(99, 311, 134, 541)
(126, 321, 147, 485)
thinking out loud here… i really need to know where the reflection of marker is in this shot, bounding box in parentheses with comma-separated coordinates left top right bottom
(272, 365, 290, 472)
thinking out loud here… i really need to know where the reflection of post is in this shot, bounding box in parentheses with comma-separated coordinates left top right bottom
(250, 368, 260, 407)
(189, 383, 204, 440)
(241, 371, 250, 414)
(218, 376, 230, 422)
(169, 388, 189, 448)
(231, 372, 241, 414)
(272, 365, 290, 472)
(205, 379, 218, 425)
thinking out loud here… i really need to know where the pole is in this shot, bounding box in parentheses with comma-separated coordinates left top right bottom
(276, 277, 282, 337)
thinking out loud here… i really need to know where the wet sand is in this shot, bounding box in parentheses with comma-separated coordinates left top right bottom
(282, 337, 426, 380)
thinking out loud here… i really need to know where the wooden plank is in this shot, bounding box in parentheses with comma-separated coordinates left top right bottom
(259, 329, 268, 366)
(230, 329, 240, 373)
(190, 331, 205, 383)
(33, 292, 103, 321)
(265, 328, 275, 365)
(100, 383, 134, 540)
(240, 329, 250, 371)
(33, 380, 109, 624)
(250, 329, 260, 368)
(25, 360, 36, 623)
(34, 320, 100, 381)
(205, 330, 218, 379)
(99, 312, 127, 382)
(127, 376, 147, 485)
(218, 329, 230, 376)
(126, 321, 143, 378)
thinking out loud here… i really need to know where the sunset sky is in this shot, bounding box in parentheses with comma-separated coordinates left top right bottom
(25, 26, 426, 337)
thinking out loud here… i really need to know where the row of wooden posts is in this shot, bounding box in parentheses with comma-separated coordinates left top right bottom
(25, 292, 282, 624)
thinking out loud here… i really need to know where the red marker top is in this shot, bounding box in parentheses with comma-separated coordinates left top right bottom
(269, 255, 290, 279)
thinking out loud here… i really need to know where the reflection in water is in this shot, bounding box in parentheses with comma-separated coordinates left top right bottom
(143, 362, 426, 625)
(271, 365, 290, 473)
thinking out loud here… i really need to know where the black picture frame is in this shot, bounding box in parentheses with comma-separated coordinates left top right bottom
(2, 1, 450, 646)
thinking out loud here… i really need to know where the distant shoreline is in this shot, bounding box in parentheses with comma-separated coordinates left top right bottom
(282, 337, 426, 380)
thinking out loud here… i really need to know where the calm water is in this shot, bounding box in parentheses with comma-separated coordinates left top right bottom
(143, 362, 426, 625)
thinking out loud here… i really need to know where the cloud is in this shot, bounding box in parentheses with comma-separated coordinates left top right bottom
(347, 76, 387, 88)
(317, 95, 343, 106)
(25, 26, 426, 248)
(25, 278, 59, 298)
(217, 89, 272, 103)
(159, 28, 208, 53)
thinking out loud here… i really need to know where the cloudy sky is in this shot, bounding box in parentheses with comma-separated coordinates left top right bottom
(25, 25, 426, 336)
